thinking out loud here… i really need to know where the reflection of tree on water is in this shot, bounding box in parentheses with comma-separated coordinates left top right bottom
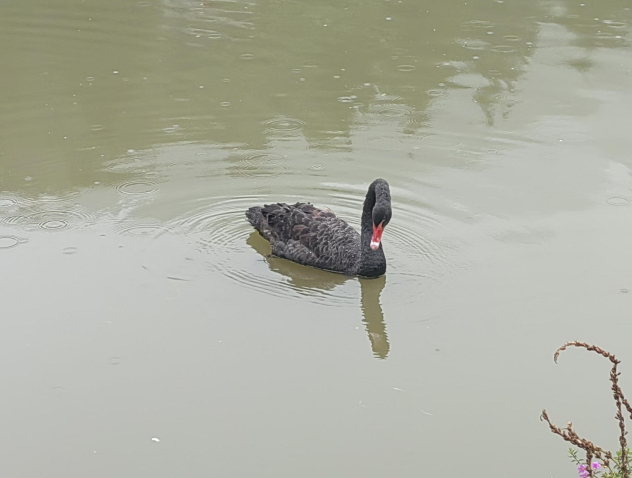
(2, 0, 630, 194)
(247, 231, 390, 359)
(544, 1, 631, 53)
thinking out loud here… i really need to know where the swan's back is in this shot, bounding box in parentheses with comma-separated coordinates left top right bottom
(246, 202, 361, 274)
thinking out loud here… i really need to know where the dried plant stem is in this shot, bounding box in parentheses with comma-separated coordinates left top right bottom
(553, 341, 629, 478)
(541, 410, 615, 473)
(587, 450, 594, 478)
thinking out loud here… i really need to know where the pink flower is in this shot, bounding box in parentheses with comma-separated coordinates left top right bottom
(578, 464, 589, 478)
(577, 462, 601, 477)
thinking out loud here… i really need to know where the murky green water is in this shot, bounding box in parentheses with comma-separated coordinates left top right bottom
(1, 0, 632, 476)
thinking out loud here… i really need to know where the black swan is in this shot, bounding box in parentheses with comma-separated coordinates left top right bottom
(246, 179, 391, 277)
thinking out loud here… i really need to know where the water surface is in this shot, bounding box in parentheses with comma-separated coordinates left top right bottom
(1, 0, 632, 476)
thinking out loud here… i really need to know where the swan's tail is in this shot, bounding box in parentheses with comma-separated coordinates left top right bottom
(246, 206, 265, 232)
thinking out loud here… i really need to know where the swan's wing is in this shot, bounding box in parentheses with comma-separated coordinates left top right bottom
(262, 203, 360, 271)
(261, 202, 337, 244)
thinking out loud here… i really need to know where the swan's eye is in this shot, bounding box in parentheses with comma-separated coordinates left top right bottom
(372, 209, 388, 227)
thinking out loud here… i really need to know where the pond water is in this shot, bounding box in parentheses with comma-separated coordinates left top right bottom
(1, 0, 632, 476)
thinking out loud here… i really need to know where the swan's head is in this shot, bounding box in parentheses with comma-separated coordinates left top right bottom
(370, 203, 391, 251)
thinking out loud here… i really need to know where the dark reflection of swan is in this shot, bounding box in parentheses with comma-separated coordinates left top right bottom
(359, 275, 389, 359)
(247, 231, 390, 359)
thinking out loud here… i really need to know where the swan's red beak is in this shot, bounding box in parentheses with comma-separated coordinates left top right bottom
(370, 222, 384, 251)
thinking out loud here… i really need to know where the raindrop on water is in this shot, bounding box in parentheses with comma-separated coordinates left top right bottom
(0, 236, 22, 249)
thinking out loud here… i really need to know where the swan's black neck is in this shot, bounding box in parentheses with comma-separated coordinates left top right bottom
(358, 179, 390, 277)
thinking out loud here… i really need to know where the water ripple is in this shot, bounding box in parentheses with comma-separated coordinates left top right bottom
(370, 103, 414, 119)
(460, 38, 490, 50)
(160, 197, 356, 306)
(0, 198, 17, 208)
(229, 152, 288, 178)
(461, 20, 494, 30)
(2, 208, 95, 232)
(261, 116, 306, 135)
(150, 184, 461, 307)
(491, 45, 517, 54)
(115, 223, 172, 237)
(115, 180, 159, 195)
(405, 111, 431, 129)
(0, 235, 27, 249)
(606, 197, 629, 206)
(321, 190, 460, 304)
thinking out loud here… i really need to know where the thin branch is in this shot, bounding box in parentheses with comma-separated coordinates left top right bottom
(553, 341, 628, 478)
